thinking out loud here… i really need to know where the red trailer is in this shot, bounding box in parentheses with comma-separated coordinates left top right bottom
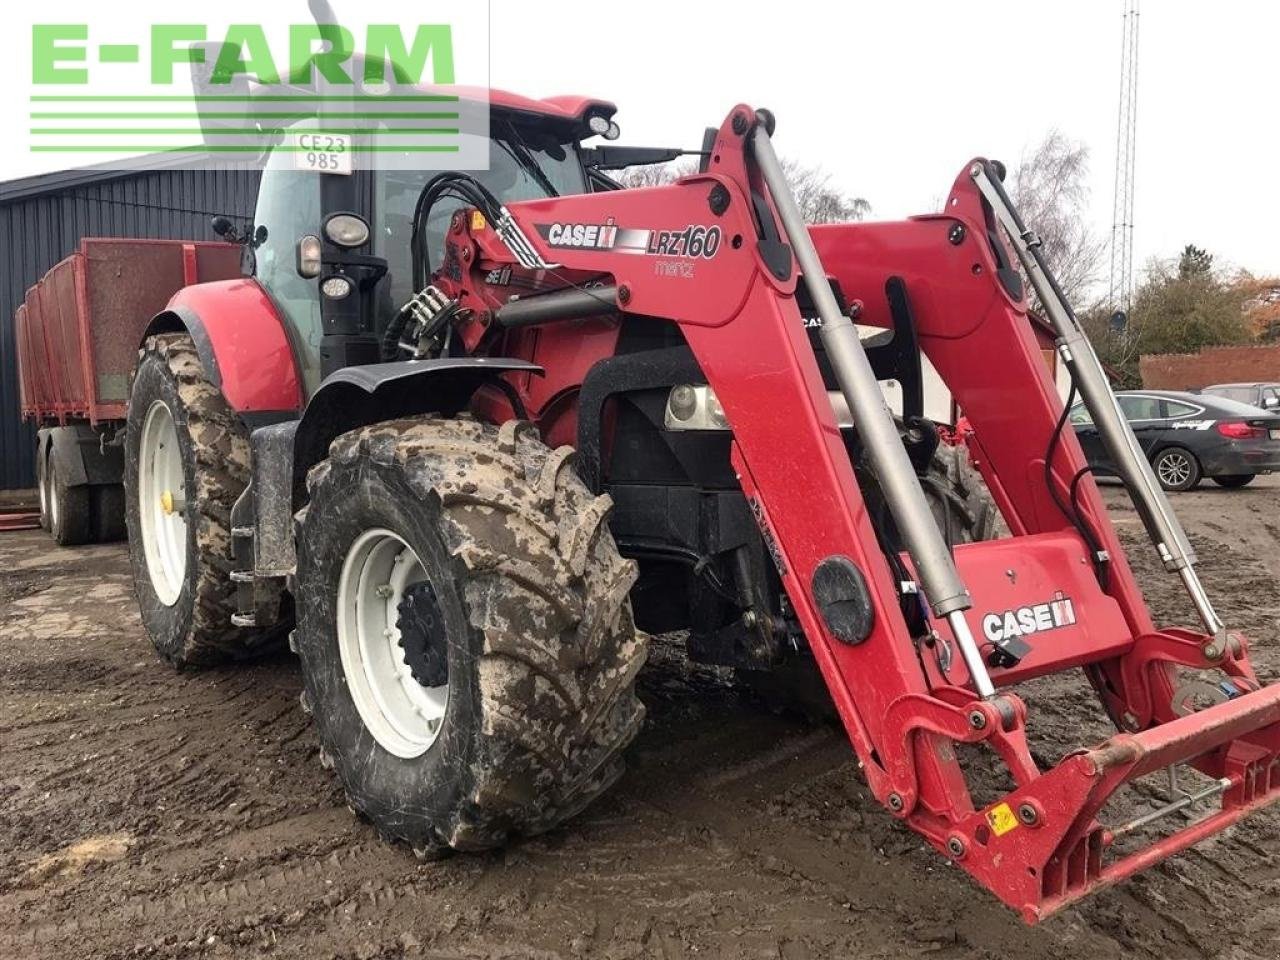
(16, 238, 241, 544)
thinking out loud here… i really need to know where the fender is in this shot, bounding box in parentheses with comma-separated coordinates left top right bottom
(43, 424, 123, 488)
(289, 356, 544, 503)
(142, 278, 303, 425)
(226, 357, 545, 622)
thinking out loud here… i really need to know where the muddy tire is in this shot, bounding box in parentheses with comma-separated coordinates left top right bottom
(915, 441, 999, 546)
(742, 441, 996, 721)
(48, 456, 91, 547)
(293, 416, 647, 855)
(124, 333, 255, 668)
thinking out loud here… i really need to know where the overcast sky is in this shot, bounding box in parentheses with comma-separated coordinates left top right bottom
(492, 0, 1279, 287)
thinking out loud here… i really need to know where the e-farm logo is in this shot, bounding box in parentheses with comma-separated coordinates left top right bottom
(9, 2, 490, 176)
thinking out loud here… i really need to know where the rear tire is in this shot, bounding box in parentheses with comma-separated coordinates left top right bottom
(1152, 446, 1201, 492)
(48, 457, 91, 547)
(1212, 474, 1255, 489)
(294, 416, 647, 854)
(741, 442, 997, 721)
(124, 333, 256, 668)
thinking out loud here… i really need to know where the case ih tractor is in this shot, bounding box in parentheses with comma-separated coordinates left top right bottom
(116, 89, 1280, 922)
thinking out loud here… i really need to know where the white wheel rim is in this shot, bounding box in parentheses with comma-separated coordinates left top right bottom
(336, 529, 448, 758)
(39, 459, 49, 521)
(1158, 453, 1191, 488)
(139, 400, 188, 606)
(47, 463, 58, 533)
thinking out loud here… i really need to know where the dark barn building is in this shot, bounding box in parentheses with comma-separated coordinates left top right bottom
(0, 167, 260, 490)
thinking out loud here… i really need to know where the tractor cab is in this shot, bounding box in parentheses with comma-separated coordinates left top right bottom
(244, 92, 619, 395)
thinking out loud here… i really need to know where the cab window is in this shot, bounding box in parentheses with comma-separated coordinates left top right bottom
(253, 144, 323, 394)
(1069, 402, 1093, 426)
(374, 127, 587, 312)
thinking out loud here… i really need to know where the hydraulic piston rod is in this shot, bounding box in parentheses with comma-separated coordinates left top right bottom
(969, 162, 1224, 638)
(750, 119, 997, 699)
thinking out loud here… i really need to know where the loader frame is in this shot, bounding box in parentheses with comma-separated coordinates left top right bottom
(411, 104, 1280, 921)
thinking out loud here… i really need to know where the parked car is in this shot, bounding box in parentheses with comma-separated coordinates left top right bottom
(1069, 390, 1280, 491)
(1199, 382, 1280, 411)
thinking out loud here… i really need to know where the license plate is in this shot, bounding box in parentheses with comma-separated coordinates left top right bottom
(1271, 429, 1280, 440)
(293, 132, 352, 175)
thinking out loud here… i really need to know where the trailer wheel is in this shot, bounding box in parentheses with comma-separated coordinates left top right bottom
(48, 456, 91, 547)
(293, 416, 646, 855)
(124, 333, 253, 668)
(36, 440, 50, 532)
(91, 485, 127, 542)
(742, 441, 996, 721)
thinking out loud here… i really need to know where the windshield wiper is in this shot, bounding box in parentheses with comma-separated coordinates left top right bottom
(497, 121, 561, 199)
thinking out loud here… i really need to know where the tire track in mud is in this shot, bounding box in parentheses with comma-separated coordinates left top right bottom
(1, 478, 1278, 959)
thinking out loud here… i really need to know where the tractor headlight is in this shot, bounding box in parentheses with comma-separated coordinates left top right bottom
(321, 276, 352, 299)
(664, 384, 731, 432)
(324, 213, 370, 248)
(296, 235, 322, 278)
(586, 113, 621, 141)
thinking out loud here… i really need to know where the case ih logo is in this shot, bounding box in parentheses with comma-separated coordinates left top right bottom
(982, 592, 1076, 645)
(539, 219, 629, 250)
(536, 221, 723, 258)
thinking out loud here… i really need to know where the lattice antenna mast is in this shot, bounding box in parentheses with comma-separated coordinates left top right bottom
(1109, 0, 1140, 314)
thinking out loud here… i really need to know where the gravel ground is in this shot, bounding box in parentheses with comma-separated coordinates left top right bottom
(1, 477, 1278, 959)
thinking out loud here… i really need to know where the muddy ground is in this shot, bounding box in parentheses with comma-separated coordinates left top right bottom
(2, 478, 1278, 959)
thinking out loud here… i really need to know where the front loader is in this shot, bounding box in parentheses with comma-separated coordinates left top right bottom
(121, 93, 1280, 923)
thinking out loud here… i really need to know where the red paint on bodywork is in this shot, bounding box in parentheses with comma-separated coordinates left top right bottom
(166, 279, 303, 414)
(422, 104, 1280, 921)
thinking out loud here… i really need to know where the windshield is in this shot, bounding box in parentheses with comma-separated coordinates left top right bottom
(375, 128, 587, 310)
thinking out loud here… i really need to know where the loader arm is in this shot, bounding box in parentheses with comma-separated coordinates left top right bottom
(429, 105, 1280, 922)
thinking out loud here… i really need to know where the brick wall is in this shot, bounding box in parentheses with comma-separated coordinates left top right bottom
(1139, 344, 1280, 390)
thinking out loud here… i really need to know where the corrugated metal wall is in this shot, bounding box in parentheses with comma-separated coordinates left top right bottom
(0, 168, 260, 489)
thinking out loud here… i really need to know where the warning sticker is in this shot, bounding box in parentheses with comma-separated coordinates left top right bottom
(986, 802, 1019, 837)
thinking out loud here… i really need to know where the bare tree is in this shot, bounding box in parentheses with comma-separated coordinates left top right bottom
(1010, 130, 1105, 306)
(611, 158, 869, 224)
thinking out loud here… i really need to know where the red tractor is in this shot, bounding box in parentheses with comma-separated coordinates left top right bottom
(118, 89, 1280, 922)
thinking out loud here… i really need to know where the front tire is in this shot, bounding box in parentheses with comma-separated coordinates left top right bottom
(1152, 446, 1201, 492)
(294, 416, 647, 854)
(1212, 474, 1255, 489)
(124, 333, 255, 668)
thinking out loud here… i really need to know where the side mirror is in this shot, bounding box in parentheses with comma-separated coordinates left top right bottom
(211, 216, 237, 240)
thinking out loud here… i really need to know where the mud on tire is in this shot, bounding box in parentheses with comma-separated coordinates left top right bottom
(124, 333, 256, 668)
(293, 416, 648, 854)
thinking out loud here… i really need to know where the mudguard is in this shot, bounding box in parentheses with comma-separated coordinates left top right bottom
(289, 357, 544, 502)
(42, 424, 122, 488)
(143, 278, 304, 424)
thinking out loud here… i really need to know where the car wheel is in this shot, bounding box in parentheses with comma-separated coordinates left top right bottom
(1152, 446, 1201, 492)
(1212, 474, 1255, 489)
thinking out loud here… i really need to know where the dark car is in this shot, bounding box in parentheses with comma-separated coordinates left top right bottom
(1070, 390, 1280, 491)
(1200, 382, 1280, 412)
